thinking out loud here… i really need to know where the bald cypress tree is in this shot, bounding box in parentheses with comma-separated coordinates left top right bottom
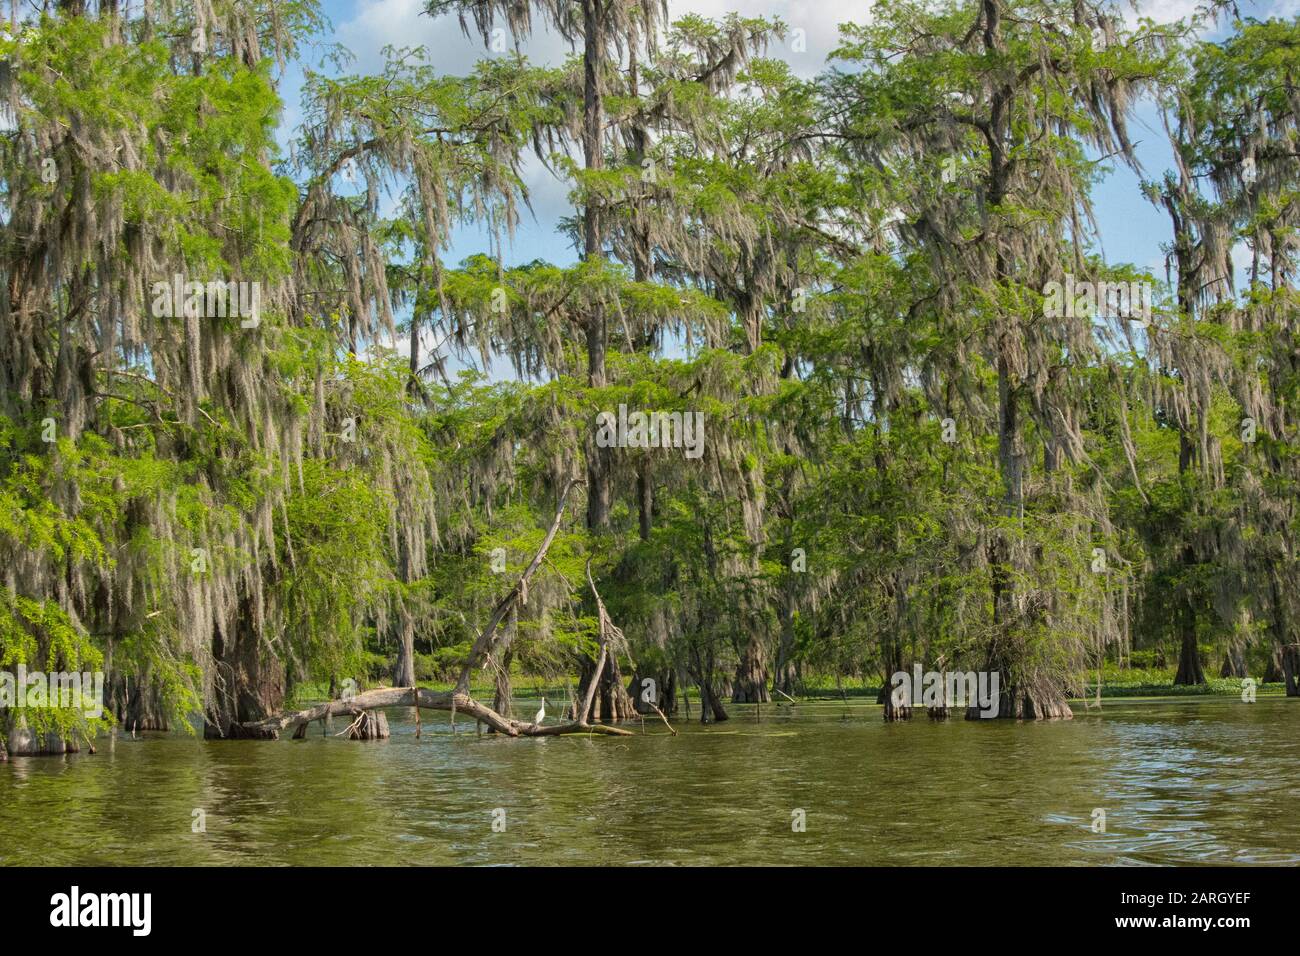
(828, 0, 1177, 717)
(1170, 18, 1300, 694)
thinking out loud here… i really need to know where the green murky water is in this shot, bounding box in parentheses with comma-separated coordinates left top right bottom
(2, 697, 1296, 866)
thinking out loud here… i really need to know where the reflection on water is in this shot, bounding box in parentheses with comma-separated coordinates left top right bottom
(1, 697, 1296, 866)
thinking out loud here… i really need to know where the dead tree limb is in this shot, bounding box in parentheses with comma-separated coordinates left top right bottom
(240, 480, 664, 742)
(577, 561, 609, 726)
(455, 478, 582, 696)
(578, 641, 608, 725)
(646, 700, 677, 735)
(578, 557, 635, 725)
(242, 687, 633, 738)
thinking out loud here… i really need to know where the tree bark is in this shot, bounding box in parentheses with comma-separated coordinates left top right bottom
(456, 478, 581, 696)
(3, 716, 81, 756)
(1219, 648, 1247, 678)
(581, 0, 611, 532)
(882, 684, 913, 721)
(697, 680, 729, 723)
(245, 687, 634, 738)
(573, 559, 636, 722)
(731, 636, 771, 703)
(878, 615, 911, 719)
(1173, 611, 1205, 686)
(392, 605, 416, 688)
(1269, 572, 1300, 696)
(1263, 645, 1284, 684)
(636, 462, 653, 541)
(1282, 645, 1300, 698)
(574, 652, 636, 722)
(964, 663, 1074, 719)
(687, 647, 728, 723)
(773, 589, 798, 697)
(105, 671, 171, 732)
(493, 627, 515, 721)
(204, 593, 284, 739)
(628, 668, 676, 716)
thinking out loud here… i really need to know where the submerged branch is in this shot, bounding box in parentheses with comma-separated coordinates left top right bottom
(455, 477, 584, 695)
(242, 686, 634, 738)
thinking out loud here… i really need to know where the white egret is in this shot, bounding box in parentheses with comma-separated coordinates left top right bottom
(534, 697, 546, 726)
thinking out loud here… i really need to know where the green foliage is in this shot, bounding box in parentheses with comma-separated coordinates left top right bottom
(3, 1, 1298, 751)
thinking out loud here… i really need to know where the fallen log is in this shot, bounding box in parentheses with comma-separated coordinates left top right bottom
(242, 481, 651, 742)
(242, 687, 634, 738)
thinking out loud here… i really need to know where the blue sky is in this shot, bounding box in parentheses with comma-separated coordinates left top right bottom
(283, 0, 1297, 373)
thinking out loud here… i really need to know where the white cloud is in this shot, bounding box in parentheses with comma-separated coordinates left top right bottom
(330, 0, 876, 77)
(332, 0, 1300, 85)
(322, 0, 1300, 276)
(1231, 239, 1255, 282)
(336, 0, 573, 73)
(1124, 0, 1207, 26)
(1124, 0, 1300, 31)
(665, 0, 876, 76)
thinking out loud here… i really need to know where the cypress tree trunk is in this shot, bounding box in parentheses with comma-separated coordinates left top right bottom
(105, 672, 171, 733)
(882, 680, 913, 721)
(1263, 646, 1283, 684)
(1172, 423, 1205, 687)
(3, 716, 80, 756)
(491, 607, 519, 724)
(1175, 624, 1201, 686)
(773, 594, 797, 697)
(636, 462, 653, 541)
(968, 539, 1074, 720)
(964, 667, 1074, 719)
(1219, 649, 1247, 678)
(204, 595, 283, 739)
(878, 614, 911, 719)
(573, 651, 636, 722)
(732, 635, 770, 704)
(581, 0, 611, 532)
(392, 608, 416, 688)
(1170, 574, 1206, 686)
(1269, 574, 1300, 696)
(696, 678, 729, 723)
(688, 647, 728, 723)
(1282, 646, 1300, 698)
(973, 295, 1072, 719)
(628, 668, 676, 716)
(928, 673, 953, 720)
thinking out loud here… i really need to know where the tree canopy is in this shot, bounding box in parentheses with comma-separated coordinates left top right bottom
(1, 0, 1297, 755)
